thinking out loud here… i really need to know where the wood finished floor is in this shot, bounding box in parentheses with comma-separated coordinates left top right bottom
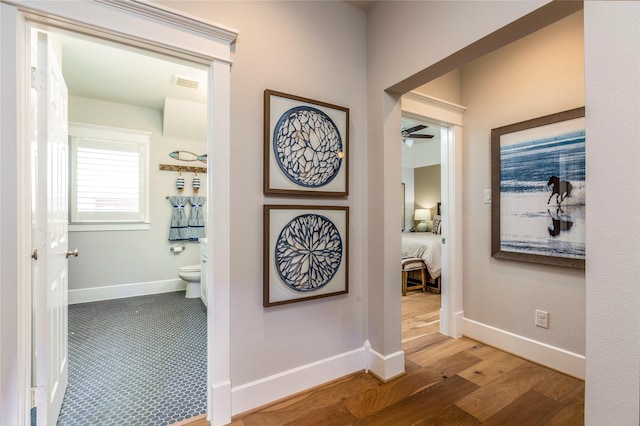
(180, 291, 585, 426)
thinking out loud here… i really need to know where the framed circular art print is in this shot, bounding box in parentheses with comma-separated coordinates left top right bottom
(264, 90, 349, 196)
(263, 205, 349, 307)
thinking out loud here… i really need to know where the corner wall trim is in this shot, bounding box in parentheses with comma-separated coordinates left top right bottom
(210, 380, 231, 426)
(231, 346, 364, 416)
(463, 318, 585, 379)
(68, 279, 186, 304)
(441, 309, 465, 338)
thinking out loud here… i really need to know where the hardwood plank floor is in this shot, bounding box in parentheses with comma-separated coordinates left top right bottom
(180, 291, 584, 425)
(401, 291, 441, 341)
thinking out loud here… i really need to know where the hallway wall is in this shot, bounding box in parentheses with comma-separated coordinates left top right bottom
(160, 0, 369, 413)
(460, 11, 585, 355)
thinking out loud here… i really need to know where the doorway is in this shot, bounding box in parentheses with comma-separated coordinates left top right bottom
(400, 114, 443, 342)
(0, 3, 236, 425)
(401, 90, 466, 339)
(30, 24, 210, 425)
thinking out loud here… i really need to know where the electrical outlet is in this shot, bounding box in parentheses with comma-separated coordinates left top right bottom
(535, 309, 549, 329)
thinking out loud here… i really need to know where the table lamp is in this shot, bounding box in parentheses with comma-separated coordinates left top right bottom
(414, 209, 431, 232)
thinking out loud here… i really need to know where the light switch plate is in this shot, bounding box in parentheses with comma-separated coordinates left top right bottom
(484, 189, 492, 204)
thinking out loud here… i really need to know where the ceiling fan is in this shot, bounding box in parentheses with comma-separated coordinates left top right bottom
(402, 124, 434, 147)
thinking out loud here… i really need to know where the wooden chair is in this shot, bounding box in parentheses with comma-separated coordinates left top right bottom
(401, 257, 427, 296)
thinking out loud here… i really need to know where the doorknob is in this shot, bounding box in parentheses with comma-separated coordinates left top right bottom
(65, 249, 79, 258)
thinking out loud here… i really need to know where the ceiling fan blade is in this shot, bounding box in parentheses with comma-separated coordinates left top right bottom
(403, 124, 427, 134)
(410, 134, 434, 139)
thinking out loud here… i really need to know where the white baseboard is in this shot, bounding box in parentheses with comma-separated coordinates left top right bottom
(463, 318, 585, 379)
(365, 340, 405, 382)
(231, 346, 365, 416)
(68, 279, 186, 304)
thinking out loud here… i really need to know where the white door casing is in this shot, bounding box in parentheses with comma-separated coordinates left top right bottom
(31, 29, 70, 426)
(401, 91, 466, 337)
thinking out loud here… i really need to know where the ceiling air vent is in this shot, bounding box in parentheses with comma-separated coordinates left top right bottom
(172, 74, 200, 89)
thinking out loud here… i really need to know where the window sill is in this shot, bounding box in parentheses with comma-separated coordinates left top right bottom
(69, 223, 150, 232)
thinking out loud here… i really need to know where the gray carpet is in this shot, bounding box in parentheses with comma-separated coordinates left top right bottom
(56, 291, 207, 426)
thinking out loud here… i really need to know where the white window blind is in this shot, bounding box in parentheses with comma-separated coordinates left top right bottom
(69, 123, 150, 225)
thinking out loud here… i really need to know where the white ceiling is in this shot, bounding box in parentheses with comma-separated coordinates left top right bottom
(58, 32, 208, 112)
(401, 117, 441, 169)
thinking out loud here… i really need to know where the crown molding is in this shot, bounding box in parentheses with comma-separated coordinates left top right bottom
(403, 91, 467, 116)
(94, 0, 238, 44)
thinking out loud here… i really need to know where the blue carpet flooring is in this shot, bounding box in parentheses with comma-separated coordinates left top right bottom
(56, 291, 207, 426)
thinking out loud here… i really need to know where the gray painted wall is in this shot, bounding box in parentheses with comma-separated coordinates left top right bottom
(415, 69, 462, 105)
(163, 0, 368, 386)
(584, 2, 640, 423)
(460, 11, 585, 355)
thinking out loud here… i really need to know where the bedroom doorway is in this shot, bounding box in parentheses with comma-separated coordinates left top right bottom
(400, 114, 443, 342)
(401, 90, 466, 339)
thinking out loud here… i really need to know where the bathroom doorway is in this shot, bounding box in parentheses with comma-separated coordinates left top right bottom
(1, 3, 235, 424)
(32, 25, 210, 425)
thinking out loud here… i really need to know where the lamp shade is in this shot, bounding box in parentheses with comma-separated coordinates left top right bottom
(414, 209, 430, 221)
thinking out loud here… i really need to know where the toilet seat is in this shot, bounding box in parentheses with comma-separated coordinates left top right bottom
(178, 264, 200, 273)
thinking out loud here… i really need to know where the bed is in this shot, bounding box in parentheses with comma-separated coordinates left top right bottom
(401, 232, 442, 282)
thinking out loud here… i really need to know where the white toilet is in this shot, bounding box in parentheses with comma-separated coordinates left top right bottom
(178, 264, 201, 298)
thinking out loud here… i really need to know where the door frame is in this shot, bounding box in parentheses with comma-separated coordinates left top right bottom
(0, 2, 237, 425)
(401, 91, 466, 337)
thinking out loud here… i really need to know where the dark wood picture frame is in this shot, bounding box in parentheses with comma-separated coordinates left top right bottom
(264, 205, 349, 307)
(491, 107, 586, 269)
(264, 90, 349, 196)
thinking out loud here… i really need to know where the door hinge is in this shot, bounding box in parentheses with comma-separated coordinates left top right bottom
(442, 237, 446, 244)
(32, 248, 38, 260)
(31, 67, 45, 90)
(31, 386, 45, 409)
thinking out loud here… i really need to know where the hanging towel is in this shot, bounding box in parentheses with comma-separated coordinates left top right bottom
(169, 196, 190, 241)
(188, 196, 206, 241)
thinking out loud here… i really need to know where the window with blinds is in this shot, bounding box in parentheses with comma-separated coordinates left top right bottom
(69, 123, 150, 225)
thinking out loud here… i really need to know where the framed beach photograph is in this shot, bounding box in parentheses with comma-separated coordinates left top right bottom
(491, 107, 586, 269)
(264, 90, 349, 196)
(263, 205, 349, 307)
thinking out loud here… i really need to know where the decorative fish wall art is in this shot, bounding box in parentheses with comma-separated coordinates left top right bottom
(169, 151, 207, 163)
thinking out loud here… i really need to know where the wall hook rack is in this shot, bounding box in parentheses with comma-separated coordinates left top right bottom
(159, 164, 207, 174)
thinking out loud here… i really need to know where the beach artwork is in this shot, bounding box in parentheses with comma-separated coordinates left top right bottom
(492, 108, 585, 268)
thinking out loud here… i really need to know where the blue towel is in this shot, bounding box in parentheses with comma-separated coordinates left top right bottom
(169, 196, 190, 241)
(188, 196, 206, 241)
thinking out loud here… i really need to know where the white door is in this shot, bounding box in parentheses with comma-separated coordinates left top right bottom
(31, 29, 72, 426)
